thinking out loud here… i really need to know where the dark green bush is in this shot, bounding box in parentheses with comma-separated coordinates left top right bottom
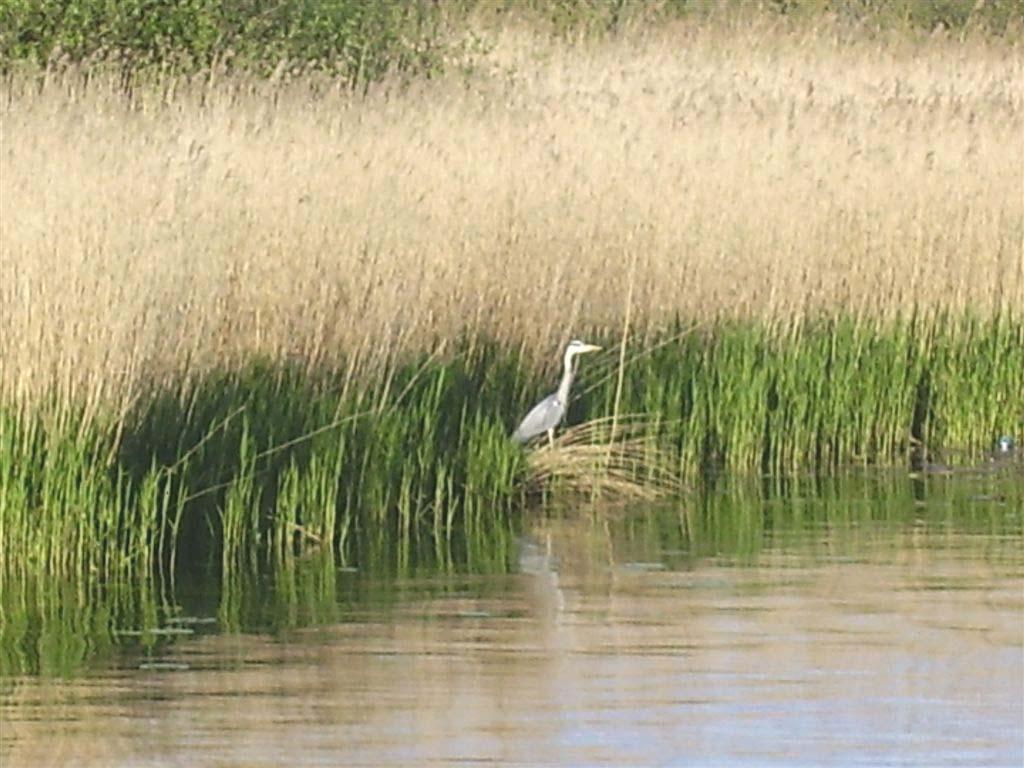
(0, 0, 450, 86)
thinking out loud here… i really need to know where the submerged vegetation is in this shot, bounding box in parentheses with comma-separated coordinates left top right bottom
(1, 3, 1022, 640)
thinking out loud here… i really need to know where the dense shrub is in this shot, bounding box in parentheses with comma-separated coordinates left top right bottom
(0, 0, 450, 85)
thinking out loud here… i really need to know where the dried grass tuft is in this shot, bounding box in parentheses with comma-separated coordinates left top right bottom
(525, 415, 683, 502)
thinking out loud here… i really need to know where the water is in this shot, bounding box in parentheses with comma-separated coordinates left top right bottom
(2, 470, 1022, 767)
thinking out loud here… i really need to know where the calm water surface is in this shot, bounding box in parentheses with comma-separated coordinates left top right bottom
(2, 472, 1022, 766)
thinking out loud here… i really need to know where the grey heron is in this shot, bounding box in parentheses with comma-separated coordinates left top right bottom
(512, 339, 601, 446)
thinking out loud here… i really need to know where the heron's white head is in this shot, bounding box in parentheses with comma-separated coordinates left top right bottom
(564, 339, 601, 365)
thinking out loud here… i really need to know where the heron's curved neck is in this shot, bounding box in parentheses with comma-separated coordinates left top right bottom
(556, 351, 575, 403)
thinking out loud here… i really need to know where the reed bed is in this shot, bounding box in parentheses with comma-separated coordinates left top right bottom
(1, 21, 1022, 583)
(2, 318, 1019, 588)
(3, 23, 1021, 407)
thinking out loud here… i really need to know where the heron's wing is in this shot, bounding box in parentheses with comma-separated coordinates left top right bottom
(512, 393, 563, 443)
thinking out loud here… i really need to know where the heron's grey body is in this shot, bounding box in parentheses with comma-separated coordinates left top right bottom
(512, 340, 601, 445)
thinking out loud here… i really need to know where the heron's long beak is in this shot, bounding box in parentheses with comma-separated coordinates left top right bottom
(580, 344, 602, 354)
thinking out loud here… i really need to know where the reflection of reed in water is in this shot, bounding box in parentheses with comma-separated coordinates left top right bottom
(517, 533, 566, 619)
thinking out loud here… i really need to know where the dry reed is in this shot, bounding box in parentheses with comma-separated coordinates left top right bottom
(1, 21, 1021, 412)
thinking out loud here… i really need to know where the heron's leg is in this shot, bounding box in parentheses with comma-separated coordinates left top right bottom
(547, 428, 555, 448)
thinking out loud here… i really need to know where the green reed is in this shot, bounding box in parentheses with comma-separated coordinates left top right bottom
(597, 312, 1021, 478)
(1, 313, 1020, 590)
